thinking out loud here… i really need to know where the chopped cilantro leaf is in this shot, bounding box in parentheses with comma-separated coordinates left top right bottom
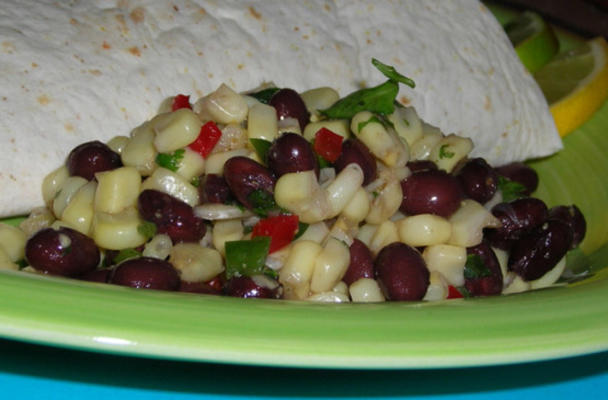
(464, 254, 492, 280)
(439, 144, 455, 159)
(156, 149, 185, 172)
(137, 221, 157, 240)
(248, 189, 278, 217)
(250, 138, 273, 164)
(320, 80, 399, 119)
(224, 237, 271, 279)
(357, 115, 384, 133)
(371, 58, 416, 88)
(114, 248, 142, 264)
(190, 176, 201, 187)
(457, 286, 472, 298)
(316, 153, 331, 169)
(249, 87, 280, 104)
(497, 176, 527, 202)
(294, 222, 309, 239)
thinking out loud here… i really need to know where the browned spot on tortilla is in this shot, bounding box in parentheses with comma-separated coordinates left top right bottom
(2, 41, 15, 54)
(366, 39, 372, 45)
(249, 6, 261, 20)
(399, 96, 411, 106)
(174, 5, 179, 12)
(501, 132, 508, 138)
(37, 95, 50, 105)
(102, 41, 111, 50)
(294, 26, 299, 31)
(64, 123, 74, 132)
(302, 34, 309, 40)
(197, 51, 203, 56)
(10, 138, 15, 144)
(89, 69, 102, 76)
(9, 174, 16, 182)
(334, 43, 341, 51)
(484, 96, 492, 111)
(324, 3, 331, 12)
(487, 67, 495, 76)
(130, 7, 145, 23)
(208, 73, 214, 79)
(2, 96, 7, 101)
(115, 14, 128, 34)
(237, 64, 244, 70)
(128, 46, 141, 57)
(31, 62, 38, 68)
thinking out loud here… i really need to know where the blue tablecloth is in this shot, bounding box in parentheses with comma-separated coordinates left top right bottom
(0, 338, 606, 399)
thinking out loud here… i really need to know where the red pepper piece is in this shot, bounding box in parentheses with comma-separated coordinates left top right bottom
(172, 94, 192, 111)
(251, 214, 299, 253)
(189, 121, 222, 158)
(447, 285, 464, 299)
(314, 127, 344, 163)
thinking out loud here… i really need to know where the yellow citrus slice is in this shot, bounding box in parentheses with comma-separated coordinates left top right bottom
(505, 11, 559, 74)
(535, 37, 608, 137)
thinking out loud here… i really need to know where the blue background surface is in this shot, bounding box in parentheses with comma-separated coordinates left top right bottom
(0, 338, 606, 399)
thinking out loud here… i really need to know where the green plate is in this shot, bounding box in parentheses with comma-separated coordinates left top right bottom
(0, 100, 607, 369)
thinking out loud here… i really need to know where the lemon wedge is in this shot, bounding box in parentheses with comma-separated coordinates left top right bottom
(535, 37, 608, 136)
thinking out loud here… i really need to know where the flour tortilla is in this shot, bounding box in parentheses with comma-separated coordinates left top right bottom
(0, 0, 561, 217)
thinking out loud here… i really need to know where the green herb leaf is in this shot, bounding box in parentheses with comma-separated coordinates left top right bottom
(439, 144, 455, 159)
(16, 259, 28, 270)
(224, 237, 271, 279)
(357, 115, 384, 133)
(114, 248, 142, 264)
(137, 221, 157, 240)
(247, 189, 278, 217)
(464, 254, 492, 280)
(156, 149, 185, 172)
(402, 118, 410, 127)
(320, 80, 399, 119)
(497, 176, 527, 202)
(263, 268, 279, 279)
(371, 58, 416, 88)
(294, 222, 309, 239)
(457, 286, 472, 298)
(250, 138, 273, 164)
(190, 176, 201, 187)
(249, 87, 280, 104)
(316, 153, 331, 169)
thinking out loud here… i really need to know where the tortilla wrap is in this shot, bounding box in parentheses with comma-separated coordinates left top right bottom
(0, 0, 561, 217)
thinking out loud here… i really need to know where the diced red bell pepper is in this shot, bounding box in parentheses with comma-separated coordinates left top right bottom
(314, 127, 343, 163)
(172, 94, 192, 111)
(447, 285, 464, 299)
(251, 214, 299, 253)
(189, 121, 222, 158)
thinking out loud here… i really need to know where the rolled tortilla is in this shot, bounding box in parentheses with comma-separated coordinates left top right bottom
(0, 0, 560, 217)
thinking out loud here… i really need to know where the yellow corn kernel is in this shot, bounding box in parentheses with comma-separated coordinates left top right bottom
(325, 163, 364, 217)
(153, 109, 202, 153)
(176, 147, 205, 182)
(142, 234, 173, 260)
(294, 221, 329, 244)
(248, 103, 278, 142)
(94, 167, 141, 214)
(62, 180, 97, 235)
(422, 270, 449, 301)
(194, 83, 248, 124)
(365, 178, 403, 224)
(169, 243, 224, 283)
(141, 167, 199, 207)
(310, 238, 351, 293)
(341, 187, 370, 224)
(0, 223, 27, 262)
(92, 207, 147, 250)
(0, 247, 18, 271)
(349, 278, 385, 302)
(387, 106, 423, 146)
(397, 214, 452, 247)
(52, 176, 88, 219)
(355, 223, 378, 247)
(42, 166, 69, 206)
(300, 87, 340, 118)
(429, 134, 474, 172)
(448, 200, 501, 247)
(369, 220, 399, 255)
(274, 170, 330, 223)
(212, 219, 244, 256)
(307, 291, 350, 303)
(410, 128, 443, 160)
(422, 244, 467, 287)
(106, 135, 130, 154)
(122, 122, 158, 176)
(279, 240, 322, 299)
(19, 207, 55, 237)
(351, 111, 408, 167)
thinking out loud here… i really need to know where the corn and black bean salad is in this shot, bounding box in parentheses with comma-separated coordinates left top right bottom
(1, 60, 586, 302)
